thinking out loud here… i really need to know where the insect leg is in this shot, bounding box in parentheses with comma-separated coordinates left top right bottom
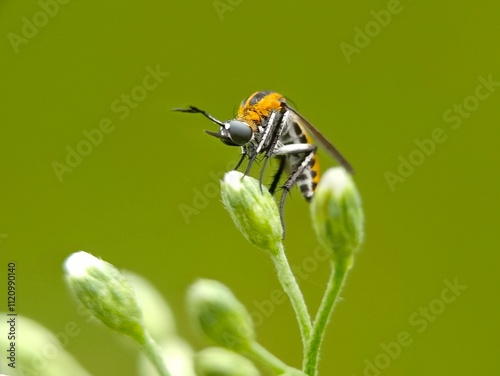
(242, 149, 259, 177)
(269, 157, 286, 195)
(233, 147, 247, 170)
(243, 111, 281, 177)
(272, 143, 316, 156)
(273, 143, 318, 234)
(258, 109, 289, 190)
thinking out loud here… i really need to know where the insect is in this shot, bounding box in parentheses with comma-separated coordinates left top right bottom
(174, 90, 353, 228)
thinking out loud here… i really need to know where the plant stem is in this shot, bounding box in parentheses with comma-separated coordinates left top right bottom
(140, 331, 171, 376)
(270, 242, 312, 354)
(247, 341, 306, 376)
(303, 256, 352, 375)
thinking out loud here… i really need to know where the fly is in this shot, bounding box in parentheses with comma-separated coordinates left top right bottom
(174, 90, 354, 230)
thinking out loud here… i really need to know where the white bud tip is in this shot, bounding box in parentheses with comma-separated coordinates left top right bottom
(321, 167, 351, 197)
(223, 170, 245, 190)
(64, 251, 103, 277)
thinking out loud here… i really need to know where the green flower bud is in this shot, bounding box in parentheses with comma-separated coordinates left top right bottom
(310, 168, 364, 260)
(186, 279, 255, 351)
(194, 347, 259, 376)
(0, 314, 91, 376)
(221, 171, 282, 252)
(63, 251, 145, 343)
(137, 337, 195, 376)
(124, 271, 176, 342)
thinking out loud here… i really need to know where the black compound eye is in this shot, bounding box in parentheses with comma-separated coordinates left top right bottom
(228, 120, 252, 146)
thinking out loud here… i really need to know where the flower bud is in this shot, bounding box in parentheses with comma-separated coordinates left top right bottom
(310, 168, 364, 260)
(194, 347, 259, 376)
(186, 279, 255, 351)
(124, 271, 176, 341)
(137, 337, 195, 376)
(0, 314, 91, 376)
(63, 251, 145, 343)
(221, 171, 282, 252)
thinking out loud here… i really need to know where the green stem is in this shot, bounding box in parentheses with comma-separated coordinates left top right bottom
(140, 332, 171, 376)
(247, 341, 306, 375)
(303, 256, 352, 375)
(270, 242, 312, 354)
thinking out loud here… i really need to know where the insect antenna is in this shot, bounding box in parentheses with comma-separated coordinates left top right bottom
(172, 106, 225, 127)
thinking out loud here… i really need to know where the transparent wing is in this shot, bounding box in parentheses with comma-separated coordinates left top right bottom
(286, 105, 354, 174)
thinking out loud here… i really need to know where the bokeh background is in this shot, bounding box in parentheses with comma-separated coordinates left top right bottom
(1, 0, 499, 375)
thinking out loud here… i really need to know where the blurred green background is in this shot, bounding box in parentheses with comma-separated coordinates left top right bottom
(1, 0, 499, 375)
